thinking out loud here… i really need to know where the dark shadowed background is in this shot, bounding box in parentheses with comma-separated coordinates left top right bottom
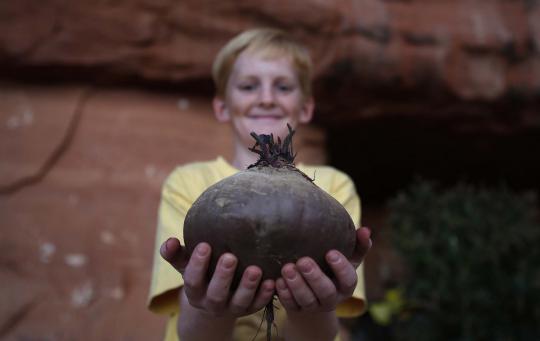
(1, 1, 539, 340)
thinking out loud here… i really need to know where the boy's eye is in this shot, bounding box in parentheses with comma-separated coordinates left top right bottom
(276, 84, 294, 93)
(238, 83, 257, 91)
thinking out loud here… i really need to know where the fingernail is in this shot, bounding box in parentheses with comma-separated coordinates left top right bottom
(164, 238, 174, 252)
(162, 241, 168, 254)
(363, 227, 371, 237)
(327, 251, 340, 264)
(196, 243, 209, 256)
(283, 266, 296, 280)
(247, 270, 260, 281)
(264, 280, 275, 292)
(297, 259, 313, 274)
(222, 254, 236, 269)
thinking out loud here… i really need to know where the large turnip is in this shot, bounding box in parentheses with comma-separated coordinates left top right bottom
(184, 124, 356, 339)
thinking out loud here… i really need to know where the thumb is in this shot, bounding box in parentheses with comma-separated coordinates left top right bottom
(350, 227, 372, 268)
(160, 238, 190, 274)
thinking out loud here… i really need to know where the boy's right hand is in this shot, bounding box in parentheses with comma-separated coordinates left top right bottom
(160, 238, 275, 317)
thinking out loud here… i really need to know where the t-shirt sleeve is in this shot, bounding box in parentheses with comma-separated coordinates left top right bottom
(329, 170, 367, 318)
(148, 169, 192, 315)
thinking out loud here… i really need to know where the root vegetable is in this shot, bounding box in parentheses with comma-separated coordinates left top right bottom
(183, 124, 356, 339)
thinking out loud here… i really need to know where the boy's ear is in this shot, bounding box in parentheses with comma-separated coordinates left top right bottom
(299, 97, 315, 123)
(213, 97, 230, 122)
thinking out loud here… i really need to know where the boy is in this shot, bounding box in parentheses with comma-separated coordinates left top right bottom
(148, 28, 372, 341)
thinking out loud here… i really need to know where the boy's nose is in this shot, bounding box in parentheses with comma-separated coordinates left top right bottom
(258, 86, 276, 107)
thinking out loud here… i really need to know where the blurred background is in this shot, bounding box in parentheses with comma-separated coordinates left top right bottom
(1, 0, 539, 340)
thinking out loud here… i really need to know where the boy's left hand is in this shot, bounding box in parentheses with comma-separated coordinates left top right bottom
(275, 227, 372, 312)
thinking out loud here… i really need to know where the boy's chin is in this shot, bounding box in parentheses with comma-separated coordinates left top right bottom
(244, 118, 295, 138)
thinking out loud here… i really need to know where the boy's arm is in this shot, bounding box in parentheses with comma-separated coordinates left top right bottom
(177, 288, 236, 340)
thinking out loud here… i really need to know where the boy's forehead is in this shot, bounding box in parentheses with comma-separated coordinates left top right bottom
(232, 51, 296, 76)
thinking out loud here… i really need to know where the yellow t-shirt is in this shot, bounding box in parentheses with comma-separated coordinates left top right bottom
(148, 157, 366, 340)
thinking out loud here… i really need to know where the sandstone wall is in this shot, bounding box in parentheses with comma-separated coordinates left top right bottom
(1, 0, 539, 103)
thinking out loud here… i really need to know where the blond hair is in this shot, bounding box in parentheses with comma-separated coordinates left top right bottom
(212, 28, 313, 98)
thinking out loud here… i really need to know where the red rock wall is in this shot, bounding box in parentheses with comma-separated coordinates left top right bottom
(1, 0, 539, 103)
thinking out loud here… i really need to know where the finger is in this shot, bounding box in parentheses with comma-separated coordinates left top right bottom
(229, 266, 262, 315)
(296, 257, 337, 310)
(326, 250, 357, 298)
(160, 238, 190, 273)
(276, 277, 299, 311)
(250, 279, 276, 312)
(183, 243, 212, 302)
(281, 263, 318, 311)
(205, 253, 237, 314)
(350, 227, 372, 267)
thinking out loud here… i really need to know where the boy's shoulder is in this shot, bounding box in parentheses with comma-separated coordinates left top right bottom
(164, 157, 236, 190)
(297, 163, 355, 192)
(174, 158, 223, 173)
(298, 163, 351, 181)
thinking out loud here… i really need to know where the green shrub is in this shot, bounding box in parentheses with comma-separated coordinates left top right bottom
(387, 181, 540, 341)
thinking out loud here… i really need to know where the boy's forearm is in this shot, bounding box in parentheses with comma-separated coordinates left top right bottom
(177, 289, 236, 341)
(284, 310, 339, 341)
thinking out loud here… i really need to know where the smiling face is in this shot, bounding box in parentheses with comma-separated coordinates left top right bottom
(213, 51, 314, 148)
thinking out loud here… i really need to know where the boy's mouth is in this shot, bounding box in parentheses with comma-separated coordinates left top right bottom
(247, 114, 285, 120)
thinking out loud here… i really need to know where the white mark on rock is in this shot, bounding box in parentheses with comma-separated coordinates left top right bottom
(6, 115, 21, 129)
(5, 110, 34, 130)
(108, 287, 125, 300)
(71, 281, 94, 308)
(39, 242, 56, 263)
(145, 164, 157, 178)
(22, 110, 34, 125)
(65, 253, 87, 268)
(177, 98, 190, 110)
(2, 90, 34, 130)
(100, 230, 115, 245)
